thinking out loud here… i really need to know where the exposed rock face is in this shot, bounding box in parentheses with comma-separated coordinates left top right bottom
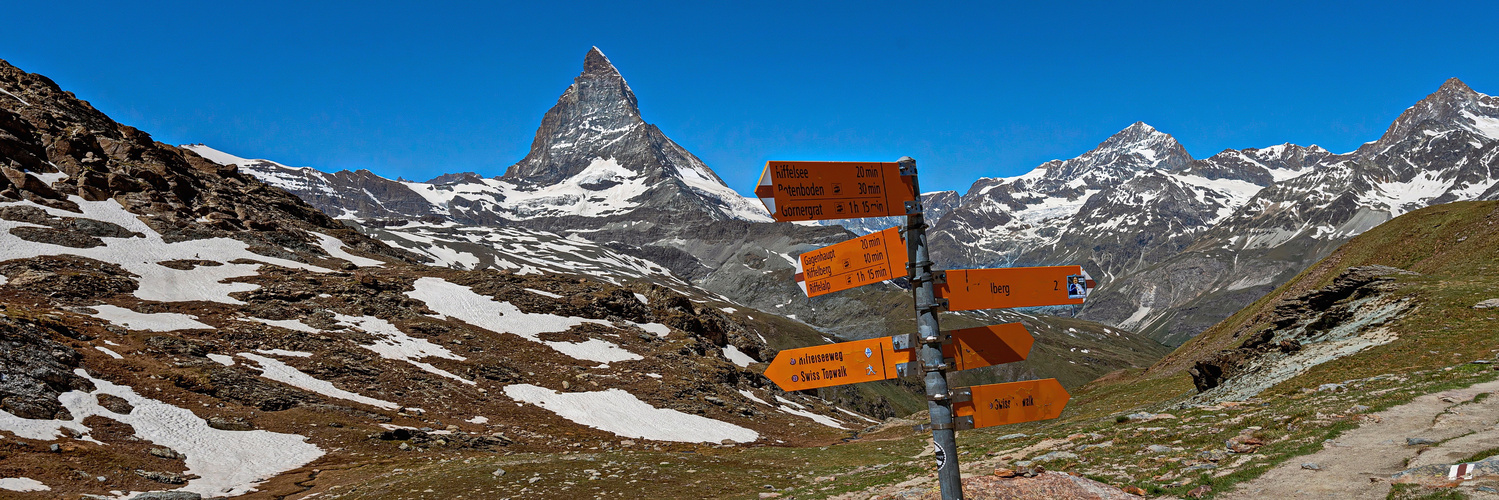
(0, 315, 93, 420)
(1184, 265, 1417, 402)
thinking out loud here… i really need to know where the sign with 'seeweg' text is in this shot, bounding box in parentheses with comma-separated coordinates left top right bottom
(754, 161, 916, 222)
(763, 337, 913, 392)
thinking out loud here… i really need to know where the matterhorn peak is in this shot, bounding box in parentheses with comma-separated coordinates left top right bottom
(583, 46, 623, 78)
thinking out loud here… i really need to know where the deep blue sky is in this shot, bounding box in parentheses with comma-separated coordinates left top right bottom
(3, 1, 1496, 195)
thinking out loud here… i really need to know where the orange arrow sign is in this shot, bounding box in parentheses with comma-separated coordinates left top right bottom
(934, 266, 1095, 311)
(764, 337, 914, 392)
(941, 323, 1033, 371)
(754, 161, 916, 222)
(794, 226, 906, 297)
(954, 378, 1069, 429)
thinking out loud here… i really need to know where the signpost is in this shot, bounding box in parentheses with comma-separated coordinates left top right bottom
(763, 337, 913, 391)
(794, 226, 905, 297)
(940, 323, 1034, 371)
(753, 157, 1092, 500)
(934, 266, 1095, 311)
(753, 161, 916, 222)
(763, 323, 1034, 391)
(953, 379, 1070, 429)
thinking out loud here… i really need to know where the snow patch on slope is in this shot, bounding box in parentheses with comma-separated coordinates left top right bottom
(502, 384, 758, 443)
(88, 304, 212, 331)
(0, 369, 323, 497)
(238, 353, 399, 410)
(405, 277, 641, 363)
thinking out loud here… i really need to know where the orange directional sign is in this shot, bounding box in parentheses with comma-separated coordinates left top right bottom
(764, 337, 914, 392)
(794, 226, 906, 297)
(941, 323, 1033, 371)
(934, 266, 1095, 311)
(954, 378, 1069, 429)
(753, 161, 917, 222)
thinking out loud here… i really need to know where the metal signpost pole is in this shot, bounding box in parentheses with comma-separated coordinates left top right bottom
(900, 156, 963, 500)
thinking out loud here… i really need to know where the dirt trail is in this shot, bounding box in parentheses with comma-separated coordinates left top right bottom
(1221, 377, 1499, 499)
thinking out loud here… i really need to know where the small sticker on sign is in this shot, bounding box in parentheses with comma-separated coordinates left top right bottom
(1065, 274, 1088, 299)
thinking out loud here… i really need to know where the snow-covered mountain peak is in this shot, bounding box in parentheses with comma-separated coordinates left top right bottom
(1368, 77, 1499, 150)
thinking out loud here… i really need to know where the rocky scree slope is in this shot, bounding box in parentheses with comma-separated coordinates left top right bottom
(0, 57, 882, 499)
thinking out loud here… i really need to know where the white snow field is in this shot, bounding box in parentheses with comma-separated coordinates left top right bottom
(238, 353, 398, 410)
(311, 232, 384, 267)
(0, 370, 322, 497)
(88, 304, 212, 331)
(405, 277, 643, 363)
(502, 384, 758, 443)
(721, 345, 756, 367)
(331, 313, 475, 385)
(0, 477, 48, 492)
(0, 197, 330, 304)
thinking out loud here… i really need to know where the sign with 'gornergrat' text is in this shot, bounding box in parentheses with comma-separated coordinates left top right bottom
(754, 161, 916, 222)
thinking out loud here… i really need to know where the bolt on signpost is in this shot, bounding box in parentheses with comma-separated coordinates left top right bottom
(754, 158, 1092, 500)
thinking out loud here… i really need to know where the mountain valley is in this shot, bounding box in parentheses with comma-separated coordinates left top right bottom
(1, 43, 1498, 500)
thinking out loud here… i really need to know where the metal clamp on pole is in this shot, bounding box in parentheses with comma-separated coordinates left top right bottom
(950, 388, 972, 403)
(904, 200, 923, 215)
(891, 333, 916, 351)
(915, 298, 949, 313)
(921, 359, 953, 372)
(932, 270, 947, 285)
(894, 361, 914, 377)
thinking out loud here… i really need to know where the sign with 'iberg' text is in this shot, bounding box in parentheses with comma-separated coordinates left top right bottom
(763, 337, 913, 392)
(753, 161, 917, 222)
(794, 226, 906, 297)
(934, 266, 1094, 312)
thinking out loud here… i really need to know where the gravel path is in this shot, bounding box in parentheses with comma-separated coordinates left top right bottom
(1222, 377, 1499, 499)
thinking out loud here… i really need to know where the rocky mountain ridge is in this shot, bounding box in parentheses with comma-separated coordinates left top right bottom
(1082, 78, 1499, 345)
(0, 56, 887, 499)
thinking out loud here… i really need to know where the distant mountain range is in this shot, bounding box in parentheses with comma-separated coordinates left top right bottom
(190, 50, 1497, 351)
(932, 79, 1498, 345)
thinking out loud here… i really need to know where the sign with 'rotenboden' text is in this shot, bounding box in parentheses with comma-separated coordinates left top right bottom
(794, 226, 905, 297)
(754, 161, 917, 222)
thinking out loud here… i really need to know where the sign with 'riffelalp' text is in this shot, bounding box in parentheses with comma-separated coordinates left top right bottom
(763, 337, 913, 392)
(934, 266, 1095, 312)
(954, 378, 1070, 429)
(794, 226, 906, 297)
(754, 161, 916, 222)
